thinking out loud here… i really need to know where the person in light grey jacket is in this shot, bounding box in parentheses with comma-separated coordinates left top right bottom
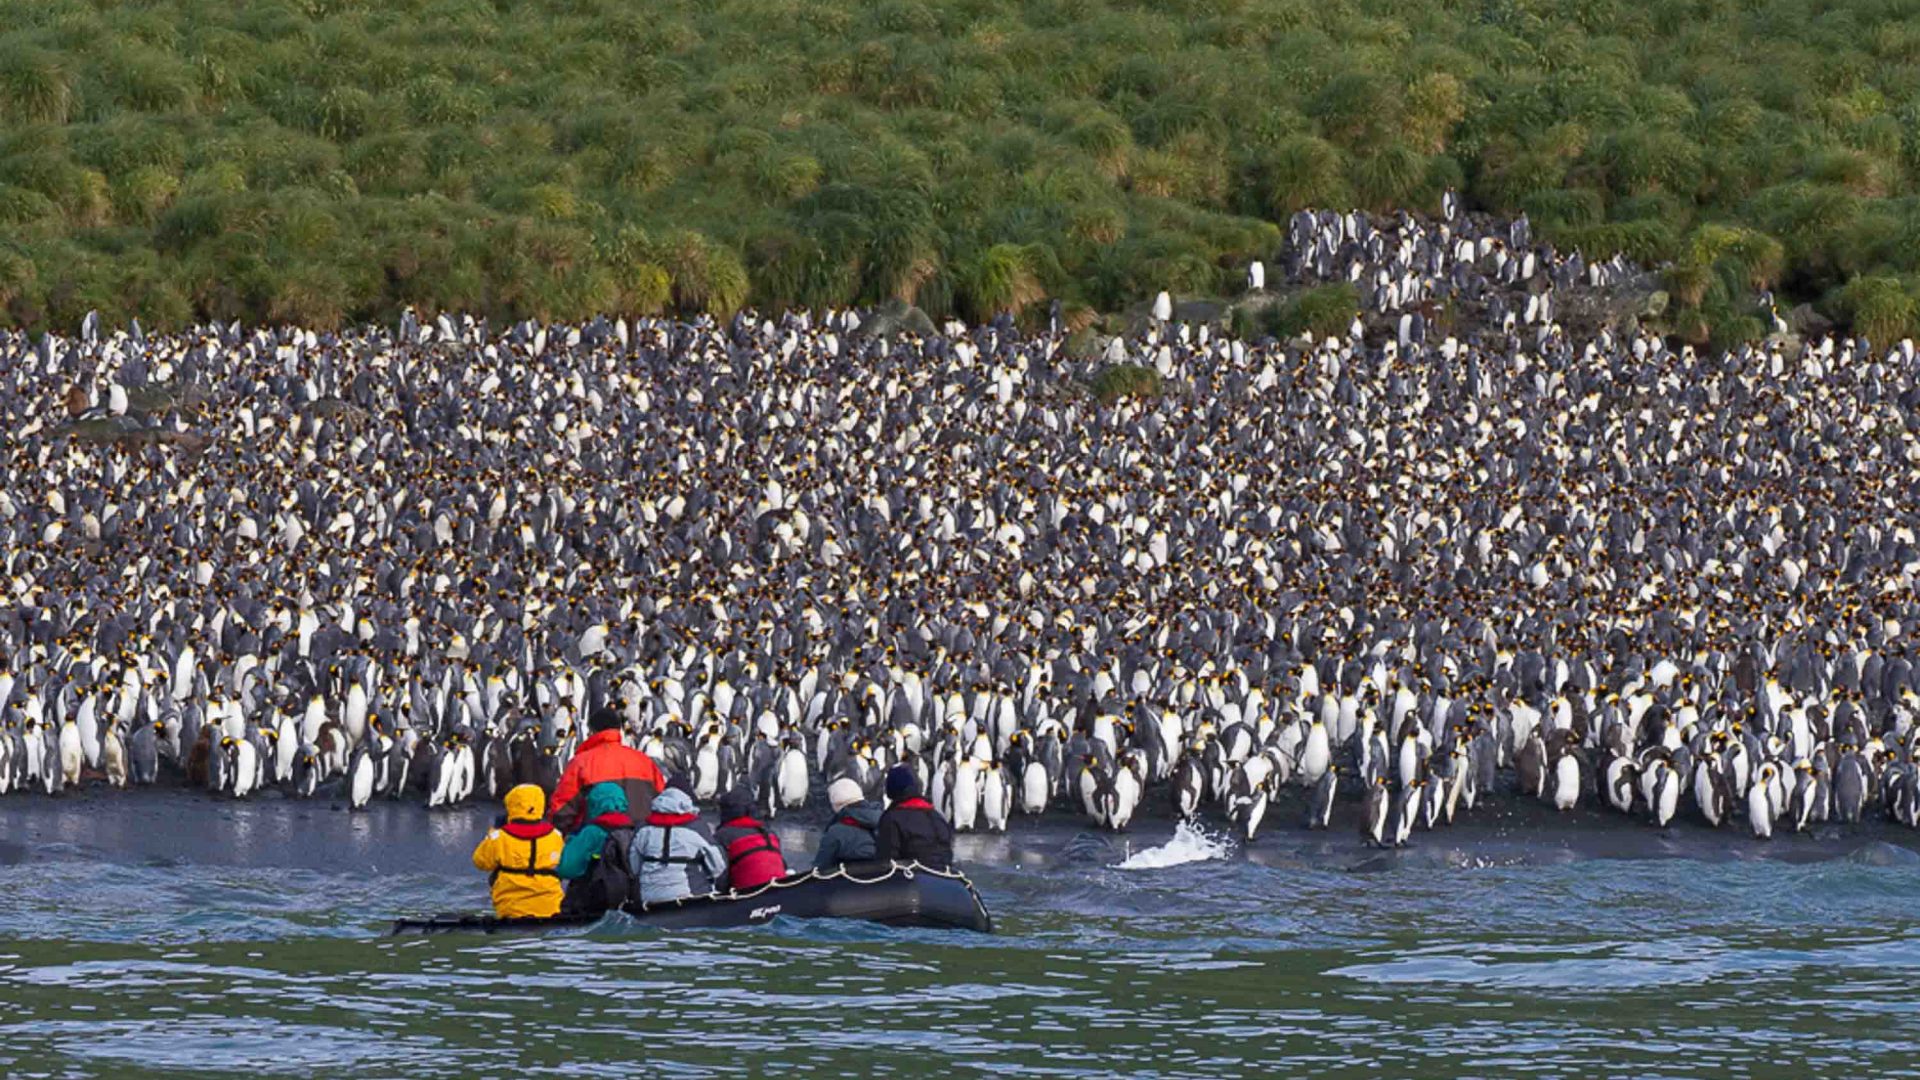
(627, 786, 727, 905)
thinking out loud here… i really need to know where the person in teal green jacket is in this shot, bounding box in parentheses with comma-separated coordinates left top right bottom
(557, 782, 637, 915)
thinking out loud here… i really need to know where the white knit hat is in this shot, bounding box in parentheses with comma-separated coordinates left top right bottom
(828, 777, 864, 813)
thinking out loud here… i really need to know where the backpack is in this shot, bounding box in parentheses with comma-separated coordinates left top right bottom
(563, 826, 637, 914)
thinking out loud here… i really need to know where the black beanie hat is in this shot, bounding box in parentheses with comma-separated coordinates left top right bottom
(718, 786, 754, 821)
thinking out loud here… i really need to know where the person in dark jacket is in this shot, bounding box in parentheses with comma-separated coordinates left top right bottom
(875, 764, 954, 868)
(813, 777, 881, 870)
(556, 782, 637, 915)
(714, 787, 787, 891)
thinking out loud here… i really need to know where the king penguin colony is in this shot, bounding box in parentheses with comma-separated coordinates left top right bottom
(1, 198, 1918, 850)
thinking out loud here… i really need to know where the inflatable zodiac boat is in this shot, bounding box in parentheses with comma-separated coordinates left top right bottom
(391, 862, 992, 936)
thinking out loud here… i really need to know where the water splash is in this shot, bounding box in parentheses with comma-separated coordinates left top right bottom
(1114, 821, 1234, 870)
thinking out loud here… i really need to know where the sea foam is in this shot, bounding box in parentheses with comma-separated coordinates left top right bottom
(1114, 820, 1234, 869)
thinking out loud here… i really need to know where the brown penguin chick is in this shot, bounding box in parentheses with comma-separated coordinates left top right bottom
(187, 724, 214, 787)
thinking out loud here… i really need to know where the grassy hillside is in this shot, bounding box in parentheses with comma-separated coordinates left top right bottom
(6, 0, 1920, 338)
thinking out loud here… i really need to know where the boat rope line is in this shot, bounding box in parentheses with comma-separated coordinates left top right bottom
(634, 860, 976, 912)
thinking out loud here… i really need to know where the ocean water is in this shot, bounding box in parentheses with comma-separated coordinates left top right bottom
(4, 793, 1920, 1078)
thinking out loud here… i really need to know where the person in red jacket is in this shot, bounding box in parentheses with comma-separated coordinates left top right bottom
(550, 708, 666, 833)
(714, 787, 788, 891)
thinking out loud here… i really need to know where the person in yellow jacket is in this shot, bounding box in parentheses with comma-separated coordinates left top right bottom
(471, 783, 565, 918)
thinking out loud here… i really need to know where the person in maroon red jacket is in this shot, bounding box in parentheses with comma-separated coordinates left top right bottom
(714, 787, 788, 891)
(874, 765, 954, 869)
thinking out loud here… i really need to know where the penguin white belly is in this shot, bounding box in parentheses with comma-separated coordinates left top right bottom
(1654, 773, 1678, 827)
(24, 729, 45, 784)
(1552, 756, 1580, 810)
(350, 752, 375, 809)
(220, 704, 246, 742)
(1240, 788, 1269, 840)
(1693, 765, 1718, 825)
(301, 699, 326, 746)
(1605, 758, 1634, 813)
(1020, 761, 1050, 813)
(694, 746, 720, 800)
(1158, 716, 1183, 767)
(1090, 720, 1117, 761)
(1078, 768, 1101, 821)
(103, 730, 128, 788)
(232, 742, 259, 798)
(776, 750, 808, 807)
(1747, 784, 1773, 839)
(1391, 787, 1417, 846)
(427, 753, 456, 808)
(1111, 769, 1140, 830)
(81, 720, 106, 771)
(452, 745, 475, 803)
(275, 729, 298, 783)
(1299, 726, 1330, 785)
(951, 764, 980, 832)
(1173, 762, 1203, 820)
(59, 723, 83, 785)
(344, 685, 369, 745)
(1365, 785, 1388, 846)
(981, 768, 1010, 833)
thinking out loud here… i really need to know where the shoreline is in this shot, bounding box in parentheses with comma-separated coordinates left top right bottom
(6, 786, 1918, 881)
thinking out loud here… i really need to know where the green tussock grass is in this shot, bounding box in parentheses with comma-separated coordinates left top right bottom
(1090, 362, 1163, 403)
(3, 0, 1920, 335)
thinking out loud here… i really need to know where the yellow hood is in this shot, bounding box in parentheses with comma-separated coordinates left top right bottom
(504, 783, 547, 823)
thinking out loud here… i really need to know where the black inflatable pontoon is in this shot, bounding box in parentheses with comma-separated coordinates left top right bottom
(391, 862, 992, 936)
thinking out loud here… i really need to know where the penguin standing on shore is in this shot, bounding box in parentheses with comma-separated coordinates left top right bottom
(104, 718, 132, 787)
(980, 761, 1010, 833)
(1018, 743, 1052, 816)
(1788, 761, 1823, 832)
(1228, 760, 1270, 841)
(1363, 775, 1390, 846)
(348, 742, 376, 810)
(293, 745, 321, 798)
(1391, 779, 1421, 847)
(1306, 764, 1337, 829)
(1548, 734, 1583, 811)
(1747, 765, 1775, 839)
(774, 734, 810, 811)
(1647, 759, 1678, 828)
(58, 717, 83, 788)
(1833, 751, 1868, 823)
(227, 735, 260, 798)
